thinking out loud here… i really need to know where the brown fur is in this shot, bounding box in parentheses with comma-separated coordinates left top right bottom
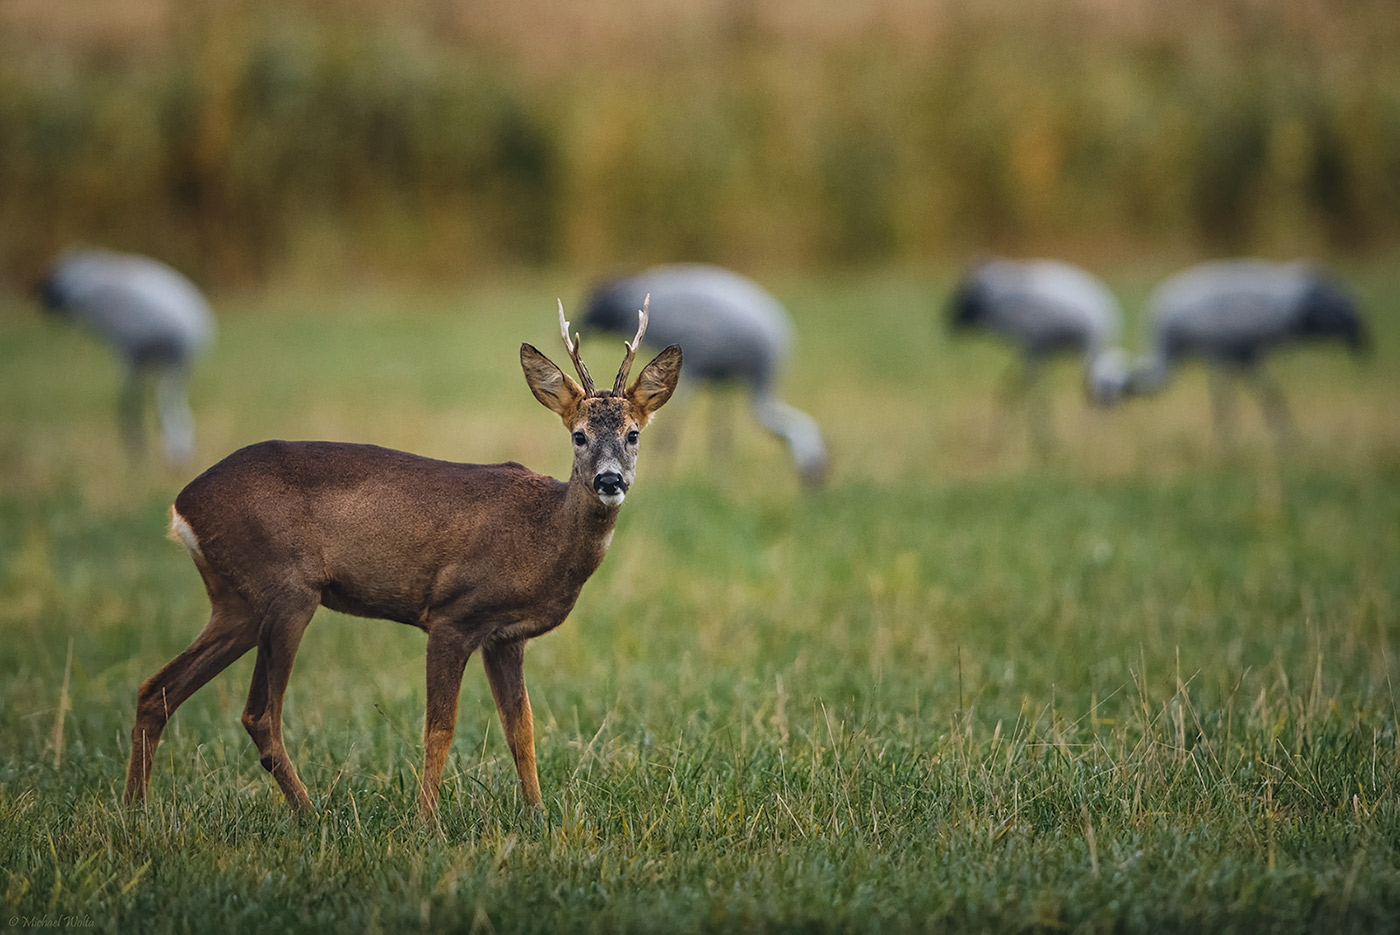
(123, 338, 681, 815)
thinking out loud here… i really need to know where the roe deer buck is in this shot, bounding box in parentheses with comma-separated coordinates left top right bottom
(123, 300, 680, 815)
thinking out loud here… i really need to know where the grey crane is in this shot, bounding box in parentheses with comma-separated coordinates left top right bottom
(38, 247, 216, 465)
(1128, 259, 1368, 442)
(582, 263, 828, 486)
(947, 258, 1129, 448)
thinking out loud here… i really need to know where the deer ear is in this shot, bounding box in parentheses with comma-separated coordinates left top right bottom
(627, 344, 682, 425)
(521, 344, 585, 424)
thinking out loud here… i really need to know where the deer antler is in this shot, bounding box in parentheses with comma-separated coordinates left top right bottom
(557, 299, 595, 396)
(612, 294, 650, 395)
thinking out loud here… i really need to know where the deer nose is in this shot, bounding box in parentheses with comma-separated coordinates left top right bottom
(593, 472, 626, 495)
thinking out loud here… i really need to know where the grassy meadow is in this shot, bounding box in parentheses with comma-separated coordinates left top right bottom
(2, 265, 1399, 932)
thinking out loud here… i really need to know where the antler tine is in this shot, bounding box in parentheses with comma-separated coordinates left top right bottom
(557, 298, 595, 395)
(612, 294, 650, 395)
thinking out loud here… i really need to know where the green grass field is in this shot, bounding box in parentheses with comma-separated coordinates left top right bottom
(2, 266, 1398, 933)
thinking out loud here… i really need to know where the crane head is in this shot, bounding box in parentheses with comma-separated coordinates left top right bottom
(1085, 347, 1132, 407)
(947, 275, 991, 331)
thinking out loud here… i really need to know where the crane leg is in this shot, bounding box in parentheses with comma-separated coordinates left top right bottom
(986, 357, 1028, 453)
(708, 387, 735, 464)
(995, 357, 1032, 408)
(156, 368, 197, 465)
(1015, 358, 1053, 458)
(1208, 366, 1238, 450)
(118, 368, 150, 460)
(646, 383, 693, 479)
(1250, 367, 1295, 447)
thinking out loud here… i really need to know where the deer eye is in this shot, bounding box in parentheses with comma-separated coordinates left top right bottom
(572, 431, 587, 447)
(626, 429, 639, 445)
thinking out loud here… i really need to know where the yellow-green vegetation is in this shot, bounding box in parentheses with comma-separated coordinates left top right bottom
(2, 266, 1398, 932)
(3, 0, 1400, 285)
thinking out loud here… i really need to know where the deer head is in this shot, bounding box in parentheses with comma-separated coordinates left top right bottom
(520, 297, 681, 507)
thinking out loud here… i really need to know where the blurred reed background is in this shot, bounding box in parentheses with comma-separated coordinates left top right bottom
(1, 0, 1397, 290)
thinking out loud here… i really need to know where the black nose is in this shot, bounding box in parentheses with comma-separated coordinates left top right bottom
(594, 472, 625, 495)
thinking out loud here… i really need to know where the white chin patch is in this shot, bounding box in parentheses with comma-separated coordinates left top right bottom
(597, 491, 626, 508)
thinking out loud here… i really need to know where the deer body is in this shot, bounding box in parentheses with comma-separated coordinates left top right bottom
(176, 442, 608, 636)
(124, 303, 679, 815)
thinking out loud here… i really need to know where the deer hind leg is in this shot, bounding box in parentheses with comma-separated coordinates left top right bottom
(124, 580, 259, 805)
(482, 640, 543, 810)
(419, 628, 473, 818)
(241, 590, 320, 810)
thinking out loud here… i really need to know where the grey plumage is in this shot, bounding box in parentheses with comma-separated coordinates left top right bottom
(948, 259, 1129, 447)
(1130, 259, 1367, 440)
(582, 264, 827, 486)
(39, 247, 216, 464)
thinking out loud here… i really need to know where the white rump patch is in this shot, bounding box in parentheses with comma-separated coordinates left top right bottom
(168, 507, 204, 559)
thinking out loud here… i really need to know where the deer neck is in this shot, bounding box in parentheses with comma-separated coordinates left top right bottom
(556, 472, 621, 573)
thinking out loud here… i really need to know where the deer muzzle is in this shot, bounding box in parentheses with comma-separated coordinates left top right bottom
(593, 471, 627, 499)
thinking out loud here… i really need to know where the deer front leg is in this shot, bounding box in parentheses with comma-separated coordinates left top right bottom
(482, 640, 543, 810)
(420, 628, 472, 818)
